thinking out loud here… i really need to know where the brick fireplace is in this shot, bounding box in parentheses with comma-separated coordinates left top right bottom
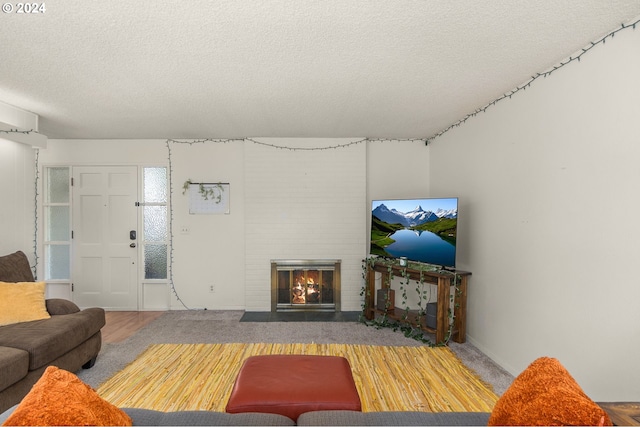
(271, 260, 341, 312)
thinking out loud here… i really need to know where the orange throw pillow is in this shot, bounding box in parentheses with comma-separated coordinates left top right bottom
(488, 357, 611, 426)
(2, 366, 131, 426)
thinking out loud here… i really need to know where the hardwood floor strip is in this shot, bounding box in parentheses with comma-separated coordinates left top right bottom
(102, 311, 165, 343)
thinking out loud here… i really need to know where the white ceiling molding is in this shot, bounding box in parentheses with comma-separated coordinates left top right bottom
(0, 101, 47, 148)
(0, 131, 48, 148)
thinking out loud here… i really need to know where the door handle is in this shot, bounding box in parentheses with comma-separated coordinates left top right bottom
(130, 243, 136, 248)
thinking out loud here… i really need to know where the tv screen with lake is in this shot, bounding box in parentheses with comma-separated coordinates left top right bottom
(370, 198, 458, 268)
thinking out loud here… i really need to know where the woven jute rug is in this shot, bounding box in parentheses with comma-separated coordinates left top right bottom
(97, 343, 498, 413)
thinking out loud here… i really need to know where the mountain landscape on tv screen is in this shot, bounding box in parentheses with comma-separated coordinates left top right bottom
(370, 203, 458, 266)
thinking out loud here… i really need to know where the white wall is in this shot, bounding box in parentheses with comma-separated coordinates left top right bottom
(244, 138, 367, 311)
(366, 140, 432, 308)
(429, 27, 640, 400)
(37, 139, 167, 165)
(0, 139, 36, 264)
(367, 139, 430, 201)
(169, 140, 246, 310)
(36, 138, 415, 312)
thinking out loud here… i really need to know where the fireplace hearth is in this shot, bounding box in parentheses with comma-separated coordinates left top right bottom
(271, 260, 341, 312)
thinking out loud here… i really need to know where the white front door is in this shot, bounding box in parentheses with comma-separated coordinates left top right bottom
(72, 166, 138, 310)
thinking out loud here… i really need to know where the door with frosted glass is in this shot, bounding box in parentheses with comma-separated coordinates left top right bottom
(72, 166, 138, 310)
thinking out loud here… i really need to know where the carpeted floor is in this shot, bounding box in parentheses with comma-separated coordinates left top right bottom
(77, 310, 514, 398)
(97, 343, 499, 413)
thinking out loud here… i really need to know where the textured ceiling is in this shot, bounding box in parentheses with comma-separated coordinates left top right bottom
(1, 1, 639, 140)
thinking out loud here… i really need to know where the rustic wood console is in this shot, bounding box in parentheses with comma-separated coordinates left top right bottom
(363, 260, 470, 344)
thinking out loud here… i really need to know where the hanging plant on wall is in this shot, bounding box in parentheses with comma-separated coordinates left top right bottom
(182, 179, 224, 203)
(182, 179, 230, 215)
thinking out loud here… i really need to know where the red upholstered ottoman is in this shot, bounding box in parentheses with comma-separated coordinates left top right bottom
(225, 354, 361, 421)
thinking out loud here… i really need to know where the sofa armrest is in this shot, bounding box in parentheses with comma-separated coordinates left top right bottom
(46, 299, 81, 315)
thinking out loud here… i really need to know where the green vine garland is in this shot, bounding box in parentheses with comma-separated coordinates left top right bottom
(182, 179, 224, 203)
(360, 256, 461, 347)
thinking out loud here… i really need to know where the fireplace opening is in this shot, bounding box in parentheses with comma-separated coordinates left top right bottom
(271, 260, 341, 312)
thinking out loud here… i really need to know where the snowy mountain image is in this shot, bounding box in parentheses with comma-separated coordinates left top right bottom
(435, 208, 457, 219)
(370, 198, 458, 267)
(372, 203, 456, 227)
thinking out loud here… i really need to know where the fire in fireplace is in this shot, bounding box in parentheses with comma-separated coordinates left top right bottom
(271, 260, 341, 312)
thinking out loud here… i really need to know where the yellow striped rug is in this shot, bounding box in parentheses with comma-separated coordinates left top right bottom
(97, 343, 497, 413)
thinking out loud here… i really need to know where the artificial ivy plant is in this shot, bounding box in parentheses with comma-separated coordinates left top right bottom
(360, 256, 461, 347)
(182, 179, 224, 203)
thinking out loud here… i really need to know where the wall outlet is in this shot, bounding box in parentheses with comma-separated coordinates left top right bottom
(209, 284, 215, 293)
(180, 225, 190, 235)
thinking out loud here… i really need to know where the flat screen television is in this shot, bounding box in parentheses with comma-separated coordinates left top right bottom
(370, 197, 458, 268)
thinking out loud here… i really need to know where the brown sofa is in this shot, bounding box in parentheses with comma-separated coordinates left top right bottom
(0, 251, 106, 413)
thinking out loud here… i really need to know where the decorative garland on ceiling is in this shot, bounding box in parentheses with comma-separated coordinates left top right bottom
(166, 137, 425, 150)
(0, 128, 37, 135)
(425, 17, 640, 144)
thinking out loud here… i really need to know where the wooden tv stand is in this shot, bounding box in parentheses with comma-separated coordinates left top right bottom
(363, 260, 470, 344)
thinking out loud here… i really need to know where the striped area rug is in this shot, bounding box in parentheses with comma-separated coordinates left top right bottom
(97, 343, 498, 413)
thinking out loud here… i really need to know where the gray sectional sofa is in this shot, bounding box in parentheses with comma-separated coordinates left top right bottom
(0, 251, 106, 413)
(0, 406, 491, 426)
(125, 408, 491, 425)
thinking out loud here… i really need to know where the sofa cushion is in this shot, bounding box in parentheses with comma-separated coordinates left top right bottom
(0, 252, 34, 283)
(296, 410, 491, 426)
(487, 357, 612, 426)
(0, 282, 50, 327)
(45, 298, 80, 315)
(0, 347, 29, 392)
(0, 307, 105, 370)
(1, 366, 132, 426)
(122, 408, 296, 426)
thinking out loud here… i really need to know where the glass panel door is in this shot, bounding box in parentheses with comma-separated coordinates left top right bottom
(141, 167, 169, 309)
(43, 167, 71, 298)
